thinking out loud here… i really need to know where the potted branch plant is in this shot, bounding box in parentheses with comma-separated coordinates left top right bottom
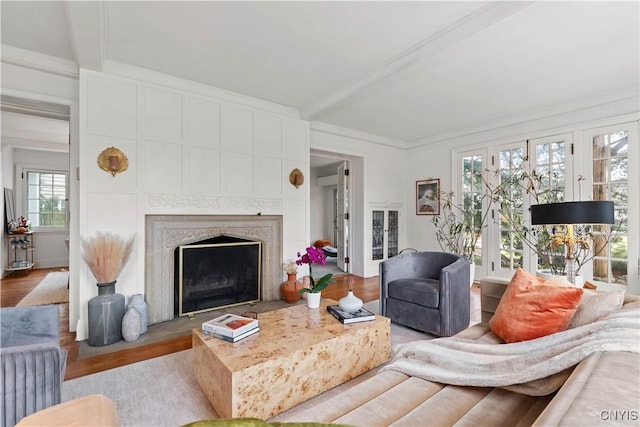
(81, 232, 135, 346)
(432, 176, 494, 286)
(295, 246, 334, 309)
(492, 169, 616, 284)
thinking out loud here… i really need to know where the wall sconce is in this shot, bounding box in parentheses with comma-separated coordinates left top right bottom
(289, 168, 304, 189)
(97, 147, 128, 177)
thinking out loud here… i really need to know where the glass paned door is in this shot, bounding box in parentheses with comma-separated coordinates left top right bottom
(591, 130, 629, 285)
(371, 208, 400, 261)
(387, 210, 399, 258)
(493, 136, 571, 279)
(372, 210, 384, 261)
(461, 154, 484, 265)
(530, 136, 571, 275)
(496, 145, 526, 274)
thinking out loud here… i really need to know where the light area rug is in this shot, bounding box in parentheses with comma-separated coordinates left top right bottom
(62, 300, 432, 427)
(16, 270, 69, 306)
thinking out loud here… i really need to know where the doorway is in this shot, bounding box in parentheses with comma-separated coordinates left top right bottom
(1, 95, 72, 271)
(310, 153, 350, 277)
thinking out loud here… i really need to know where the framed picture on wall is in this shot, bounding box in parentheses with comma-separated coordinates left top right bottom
(416, 179, 440, 215)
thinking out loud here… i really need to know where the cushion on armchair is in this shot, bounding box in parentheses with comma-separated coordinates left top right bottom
(387, 278, 440, 308)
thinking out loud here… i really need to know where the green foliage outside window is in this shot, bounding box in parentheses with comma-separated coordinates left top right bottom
(25, 171, 67, 228)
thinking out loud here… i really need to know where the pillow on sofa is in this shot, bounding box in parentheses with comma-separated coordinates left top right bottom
(489, 268, 583, 343)
(567, 289, 625, 329)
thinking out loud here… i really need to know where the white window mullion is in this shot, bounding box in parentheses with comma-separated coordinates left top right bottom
(583, 123, 638, 294)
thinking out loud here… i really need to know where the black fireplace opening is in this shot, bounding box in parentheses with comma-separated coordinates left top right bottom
(174, 235, 261, 317)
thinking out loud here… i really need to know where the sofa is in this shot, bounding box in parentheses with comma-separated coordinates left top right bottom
(274, 276, 640, 426)
(379, 251, 470, 337)
(0, 305, 68, 427)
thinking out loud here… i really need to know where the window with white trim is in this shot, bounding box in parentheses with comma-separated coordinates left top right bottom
(23, 169, 68, 230)
(591, 130, 629, 285)
(456, 124, 638, 293)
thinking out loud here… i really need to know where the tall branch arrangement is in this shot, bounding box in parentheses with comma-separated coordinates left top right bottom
(81, 232, 135, 284)
(432, 167, 617, 277)
(491, 169, 616, 276)
(433, 177, 494, 261)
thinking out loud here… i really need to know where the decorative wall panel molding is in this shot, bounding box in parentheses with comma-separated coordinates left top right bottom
(147, 194, 282, 210)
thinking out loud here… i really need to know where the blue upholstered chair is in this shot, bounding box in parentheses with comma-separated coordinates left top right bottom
(0, 305, 67, 427)
(380, 251, 470, 337)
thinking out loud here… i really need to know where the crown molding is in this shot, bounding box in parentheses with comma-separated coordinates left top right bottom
(102, 60, 301, 119)
(310, 121, 406, 149)
(407, 87, 640, 149)
(1, 45, 78, 79)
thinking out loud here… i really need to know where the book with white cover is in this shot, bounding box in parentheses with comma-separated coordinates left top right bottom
(202, 313, 259, 337)
(327, 305, 376, 324)
(203, 326, 260, 343)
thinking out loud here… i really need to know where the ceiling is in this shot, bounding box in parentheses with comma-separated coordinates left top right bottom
(1, 1, 638, 146)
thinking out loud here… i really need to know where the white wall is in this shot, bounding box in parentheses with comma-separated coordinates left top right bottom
(76, 69, 310, 340)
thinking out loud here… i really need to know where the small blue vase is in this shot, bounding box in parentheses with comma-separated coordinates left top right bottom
(127, 294, 148, 334)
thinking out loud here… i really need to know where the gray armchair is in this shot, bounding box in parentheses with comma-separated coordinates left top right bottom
(1, 305, 67, 427)
(380, 251, 470, 337)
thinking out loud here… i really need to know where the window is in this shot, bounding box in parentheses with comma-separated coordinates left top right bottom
(591, 130, 629, 285)
(24, 170, 67, 229)
(460, 153, 485, 266)
(459, 125, 637, 293)
(497, 145, 526, 272)
(529, 136, 571, 275)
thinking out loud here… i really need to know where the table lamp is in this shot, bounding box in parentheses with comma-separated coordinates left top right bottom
(530, 201, 614, 284)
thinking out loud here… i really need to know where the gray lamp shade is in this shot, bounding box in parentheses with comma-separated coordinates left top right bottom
(530, 201, 615, 225)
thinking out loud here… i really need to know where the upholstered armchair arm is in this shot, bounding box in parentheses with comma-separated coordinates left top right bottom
(439, 257, 471, 336)
(1, 344, 67, 427)
(0, 305, 67, 427)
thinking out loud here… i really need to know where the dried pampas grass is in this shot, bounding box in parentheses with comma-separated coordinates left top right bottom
(81, 232, 135, 284)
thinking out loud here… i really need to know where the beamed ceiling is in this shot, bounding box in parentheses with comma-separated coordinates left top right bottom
(1, 1, 638, 147)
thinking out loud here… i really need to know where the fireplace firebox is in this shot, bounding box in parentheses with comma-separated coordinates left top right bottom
(174, 235, 261, 317)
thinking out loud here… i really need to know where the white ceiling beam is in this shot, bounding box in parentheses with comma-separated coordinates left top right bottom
(300, 1, 535, 122)
(65, 0, 105, 71)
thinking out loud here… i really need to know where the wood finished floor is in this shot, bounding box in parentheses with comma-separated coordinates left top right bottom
(1, 268, 480, 380)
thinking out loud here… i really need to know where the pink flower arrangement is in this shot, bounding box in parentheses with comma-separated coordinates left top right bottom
(296, 246, 333, 294)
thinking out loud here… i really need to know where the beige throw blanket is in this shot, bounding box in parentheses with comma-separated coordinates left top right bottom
(383, 308, 640, 396)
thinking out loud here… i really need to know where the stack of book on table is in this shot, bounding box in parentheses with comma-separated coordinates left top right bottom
(327, 305, 376, 324)
(202, 313, 259, 342)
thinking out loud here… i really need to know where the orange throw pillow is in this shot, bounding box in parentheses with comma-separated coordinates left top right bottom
(489, 268, 584, 343)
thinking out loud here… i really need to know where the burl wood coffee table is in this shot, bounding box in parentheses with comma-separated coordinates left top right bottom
(192, 299, 391, 419)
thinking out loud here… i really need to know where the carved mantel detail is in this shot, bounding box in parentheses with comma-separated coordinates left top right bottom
(148, 194, 282, 210)
(145, 215, 283, 324)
